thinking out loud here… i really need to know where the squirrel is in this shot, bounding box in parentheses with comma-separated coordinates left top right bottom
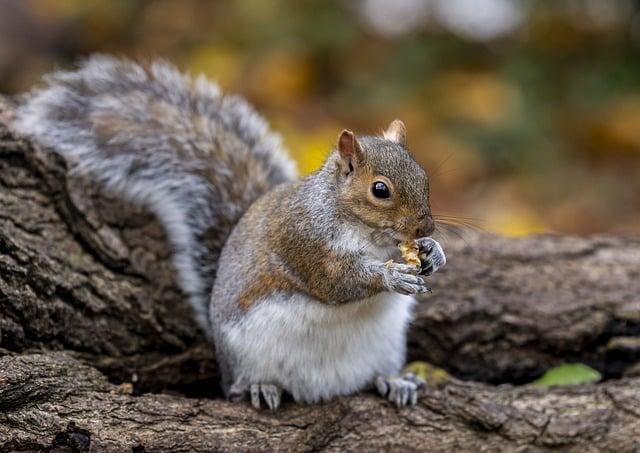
(13, 55, 446, 410)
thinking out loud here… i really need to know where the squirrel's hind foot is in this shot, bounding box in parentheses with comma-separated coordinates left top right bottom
(250, 383, 283, 411)
(375, 373, 426, 408)
(228, 381, 283, 411)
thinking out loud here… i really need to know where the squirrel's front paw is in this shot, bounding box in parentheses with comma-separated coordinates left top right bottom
(383, 263, 430, 295)
(416, 238, 446, 276)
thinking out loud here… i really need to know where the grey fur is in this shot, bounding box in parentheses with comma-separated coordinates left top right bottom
(208, 130, 439, 401)
(13, 56, 447, 408)
(13, 55, 296, 330)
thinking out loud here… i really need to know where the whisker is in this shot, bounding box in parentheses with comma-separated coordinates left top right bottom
(435, 223, 473, 248)
(429, 152, 455, 182)
(432, 225, 451, 247)
(433, 213, 483, 223)
(434, 213, 481, 220)
(435, 218, 485, 233)
(429, 167, 465, 181)
(433, 212, 485, 231)
(435, 217, 482, 226)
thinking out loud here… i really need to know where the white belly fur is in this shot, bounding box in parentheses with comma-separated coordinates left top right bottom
(223, 292, 416, 403)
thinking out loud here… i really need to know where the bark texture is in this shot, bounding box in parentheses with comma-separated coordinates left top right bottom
(2, 352, 639, 452)
(410, 232, 640, 384)
(1, 97, 640, 450)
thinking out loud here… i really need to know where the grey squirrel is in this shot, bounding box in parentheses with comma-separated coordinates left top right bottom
(13, 55, 446, 410)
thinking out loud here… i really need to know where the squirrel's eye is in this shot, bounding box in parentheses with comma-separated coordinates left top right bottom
(372, 181, 390, 199)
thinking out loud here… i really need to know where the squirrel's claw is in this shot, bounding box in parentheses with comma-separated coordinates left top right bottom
(250, 383, 282, 411)
(383, 263, 429, 295)
(417, 238, 446, 276)
(376, 373, 426, 408)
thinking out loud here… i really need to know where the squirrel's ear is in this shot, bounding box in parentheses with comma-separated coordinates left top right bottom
(383, 119, 406, 146)
(337, 129, 362, 175)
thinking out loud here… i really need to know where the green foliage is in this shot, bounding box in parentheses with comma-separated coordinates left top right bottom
(532, 363, 602, 388)
(404, 361, 451, 388)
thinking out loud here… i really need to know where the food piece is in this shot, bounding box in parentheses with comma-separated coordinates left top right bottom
(399, 240, 421, 268)
(384, 242, 421, 269)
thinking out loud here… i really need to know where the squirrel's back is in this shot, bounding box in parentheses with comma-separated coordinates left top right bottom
(13, 55, 297, 330)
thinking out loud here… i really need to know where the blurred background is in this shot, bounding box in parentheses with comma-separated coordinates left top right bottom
(1, 0, 639, 236)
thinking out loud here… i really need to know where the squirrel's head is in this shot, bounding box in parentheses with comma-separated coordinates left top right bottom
(333, 120, 434, 243)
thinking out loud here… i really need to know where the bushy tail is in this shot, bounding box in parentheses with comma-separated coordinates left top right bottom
(13, 55, 297, 330)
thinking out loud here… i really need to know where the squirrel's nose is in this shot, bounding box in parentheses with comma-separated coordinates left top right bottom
(415, 217, 435, 238)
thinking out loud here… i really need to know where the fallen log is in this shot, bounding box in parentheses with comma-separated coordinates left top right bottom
(1, 352, 639, 451)
(1, 97, 640, 450)
(409, 232, 640, 383)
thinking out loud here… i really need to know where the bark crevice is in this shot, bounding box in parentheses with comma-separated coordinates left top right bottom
(1, 98, 640, 450)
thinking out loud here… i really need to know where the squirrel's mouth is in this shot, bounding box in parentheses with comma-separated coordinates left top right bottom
(375, 226, 424, 246)
(391, 232, 412, 244)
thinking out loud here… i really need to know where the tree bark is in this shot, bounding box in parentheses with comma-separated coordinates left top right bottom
(0, 98, 219, 397)
(2, 352, 639, 452)
(1, 97, 640, 450)
(409, 232, 640, 384)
